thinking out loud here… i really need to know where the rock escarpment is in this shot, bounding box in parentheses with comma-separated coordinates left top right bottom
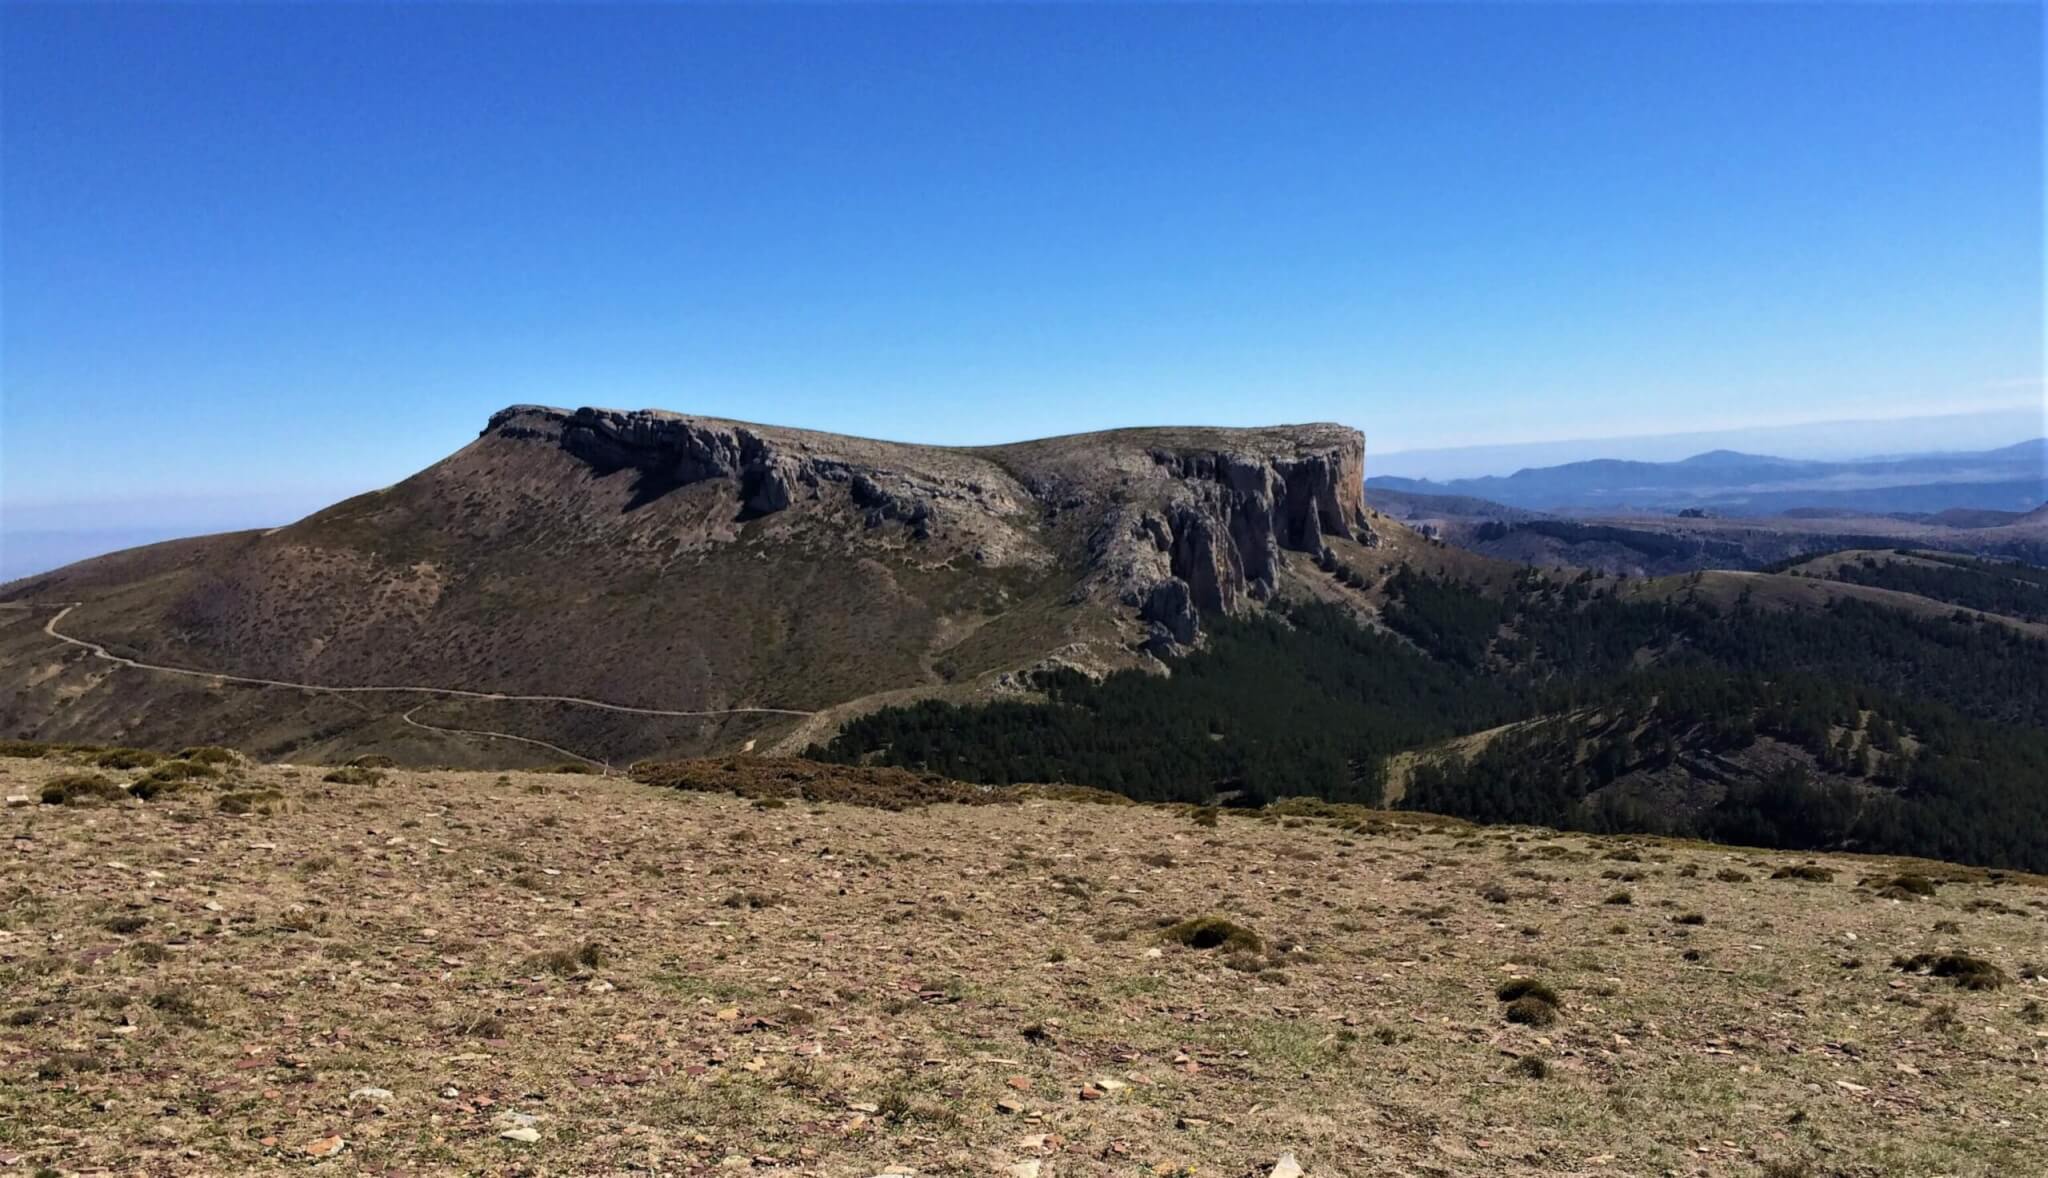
(483, 405, 1042, 558)
(485, 406, 1374, 653)
(1122, 437, 1376, 649)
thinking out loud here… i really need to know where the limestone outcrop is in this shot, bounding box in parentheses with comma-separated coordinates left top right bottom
(484, 405, 1374, 652)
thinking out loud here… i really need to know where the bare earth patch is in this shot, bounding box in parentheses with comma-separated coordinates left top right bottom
(2, 754, 2045, 1175)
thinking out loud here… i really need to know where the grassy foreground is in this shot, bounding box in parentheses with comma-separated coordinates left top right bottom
(2, 752, 2046, 1176)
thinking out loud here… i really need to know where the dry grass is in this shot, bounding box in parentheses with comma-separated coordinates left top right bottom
(2, 753, 2045, 1175)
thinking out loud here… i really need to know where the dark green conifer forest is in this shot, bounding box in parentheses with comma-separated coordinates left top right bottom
(814, 560, 2048, 871)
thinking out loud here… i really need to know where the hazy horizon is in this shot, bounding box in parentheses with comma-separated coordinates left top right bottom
(5, 405, 2042, 582)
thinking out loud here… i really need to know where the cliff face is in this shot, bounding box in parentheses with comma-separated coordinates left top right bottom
(483, 405, 1375, 654)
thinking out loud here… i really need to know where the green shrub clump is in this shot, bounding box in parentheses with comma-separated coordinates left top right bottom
(41, 772, 126, 806)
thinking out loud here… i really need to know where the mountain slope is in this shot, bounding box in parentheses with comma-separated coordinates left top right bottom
(0, 405, 1382, 763)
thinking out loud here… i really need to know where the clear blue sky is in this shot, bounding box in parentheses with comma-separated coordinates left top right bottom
(3, 2, 2041, 534)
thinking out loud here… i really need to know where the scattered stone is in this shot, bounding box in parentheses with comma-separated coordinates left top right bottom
(499, 1126, 541, 1144)
(1269, 1153, 1304, 1178)
(348, 1087, 394, 1103)
(304, 1135, 345, 1158)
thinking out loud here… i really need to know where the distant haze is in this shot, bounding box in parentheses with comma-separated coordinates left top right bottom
(1374, 407, 2046, 482)
(5, 405, 2044, 582)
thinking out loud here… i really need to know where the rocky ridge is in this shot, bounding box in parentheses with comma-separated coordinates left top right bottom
(485, 405, 1377, 651)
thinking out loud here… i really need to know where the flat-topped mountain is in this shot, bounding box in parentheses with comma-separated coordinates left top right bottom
(0, 406, 1383, 764)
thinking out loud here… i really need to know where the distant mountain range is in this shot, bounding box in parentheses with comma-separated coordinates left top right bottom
(1367, 438, 2047, 516)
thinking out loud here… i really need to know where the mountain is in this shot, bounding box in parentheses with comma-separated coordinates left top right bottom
(1369, 438, 2048, 515)
(0, 405, 1383, 765)
(10, 404, 2048, 871)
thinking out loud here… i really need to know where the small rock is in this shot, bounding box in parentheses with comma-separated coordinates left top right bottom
(4, 795, 30, 808)
(304, 1135, 345, 1158)
(1269, 1152, 1304, 1178)
(1008, 1163, 1041, 1178)
(348, 1087, 394, 1103)
(499, 1126, 540, 1144)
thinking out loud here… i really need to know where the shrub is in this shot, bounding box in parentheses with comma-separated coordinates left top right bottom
(721, 890, 784, 909)
(633, 757, 1016, 810)
(348, 754, 397, 769)
(141, 760, 220, 785)
(1892, 952, 2007, 991)
(104, 913, 149, 935)
(1715, 868, 1752, 883)
(1191, 806, 1220, 829)
(1772, 864, 1834, 882)
(1887, 873, 1939, 896)
(1479, 883, 1511, 904)
(0, 739, 55, 759)
(92, 747, 161, 770)
(41, 772, 126, 806)
(37, 1051, 105, 1080)
(149, 986, 206, 1027)
(1603, 891, 1633, 906)
(1138, 852, 1177, 868)
(549, 762, 598, 774)
(529, 941, 606, 976)
(323, 765, 385, 785)
(217, 789, 289, 815)
(1504, 996, 1557, 1026)
(1496, 977, 1558, 1005)
(1161, 915, 1261, 953)
(1509, 1055, 1550, 1079)
(1673, 912, 1707, 926)
(177, 745, 243, 766)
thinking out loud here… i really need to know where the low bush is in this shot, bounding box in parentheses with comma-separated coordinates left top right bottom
(91, 747, 161, 770)
(1772, 864, 1834, 883)
(631, 757, 1015, 810)
(1496, 977, 1558, 1005)
(1892, 952, 2007, 991)
(41, 772, 126, 806)
(177, 745, 244, 766)
(529, 941, 605, 976)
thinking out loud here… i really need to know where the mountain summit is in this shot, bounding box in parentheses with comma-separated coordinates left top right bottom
(1, 407, 1381, 764)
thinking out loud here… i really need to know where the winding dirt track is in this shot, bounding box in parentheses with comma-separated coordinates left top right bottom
(39, 602, 818, 720)
(398, 706, 610, 771)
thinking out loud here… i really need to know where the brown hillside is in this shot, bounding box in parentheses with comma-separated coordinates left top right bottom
(0, 406, 1383, 764)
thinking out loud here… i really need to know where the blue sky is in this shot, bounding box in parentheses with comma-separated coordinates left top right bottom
(2, 2, 2041, 553)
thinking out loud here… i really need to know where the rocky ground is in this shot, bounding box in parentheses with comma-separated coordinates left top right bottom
(3, 750, 2046, 1176)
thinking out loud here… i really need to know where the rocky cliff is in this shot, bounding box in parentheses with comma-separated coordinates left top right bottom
(485, 406, 1376, 652)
